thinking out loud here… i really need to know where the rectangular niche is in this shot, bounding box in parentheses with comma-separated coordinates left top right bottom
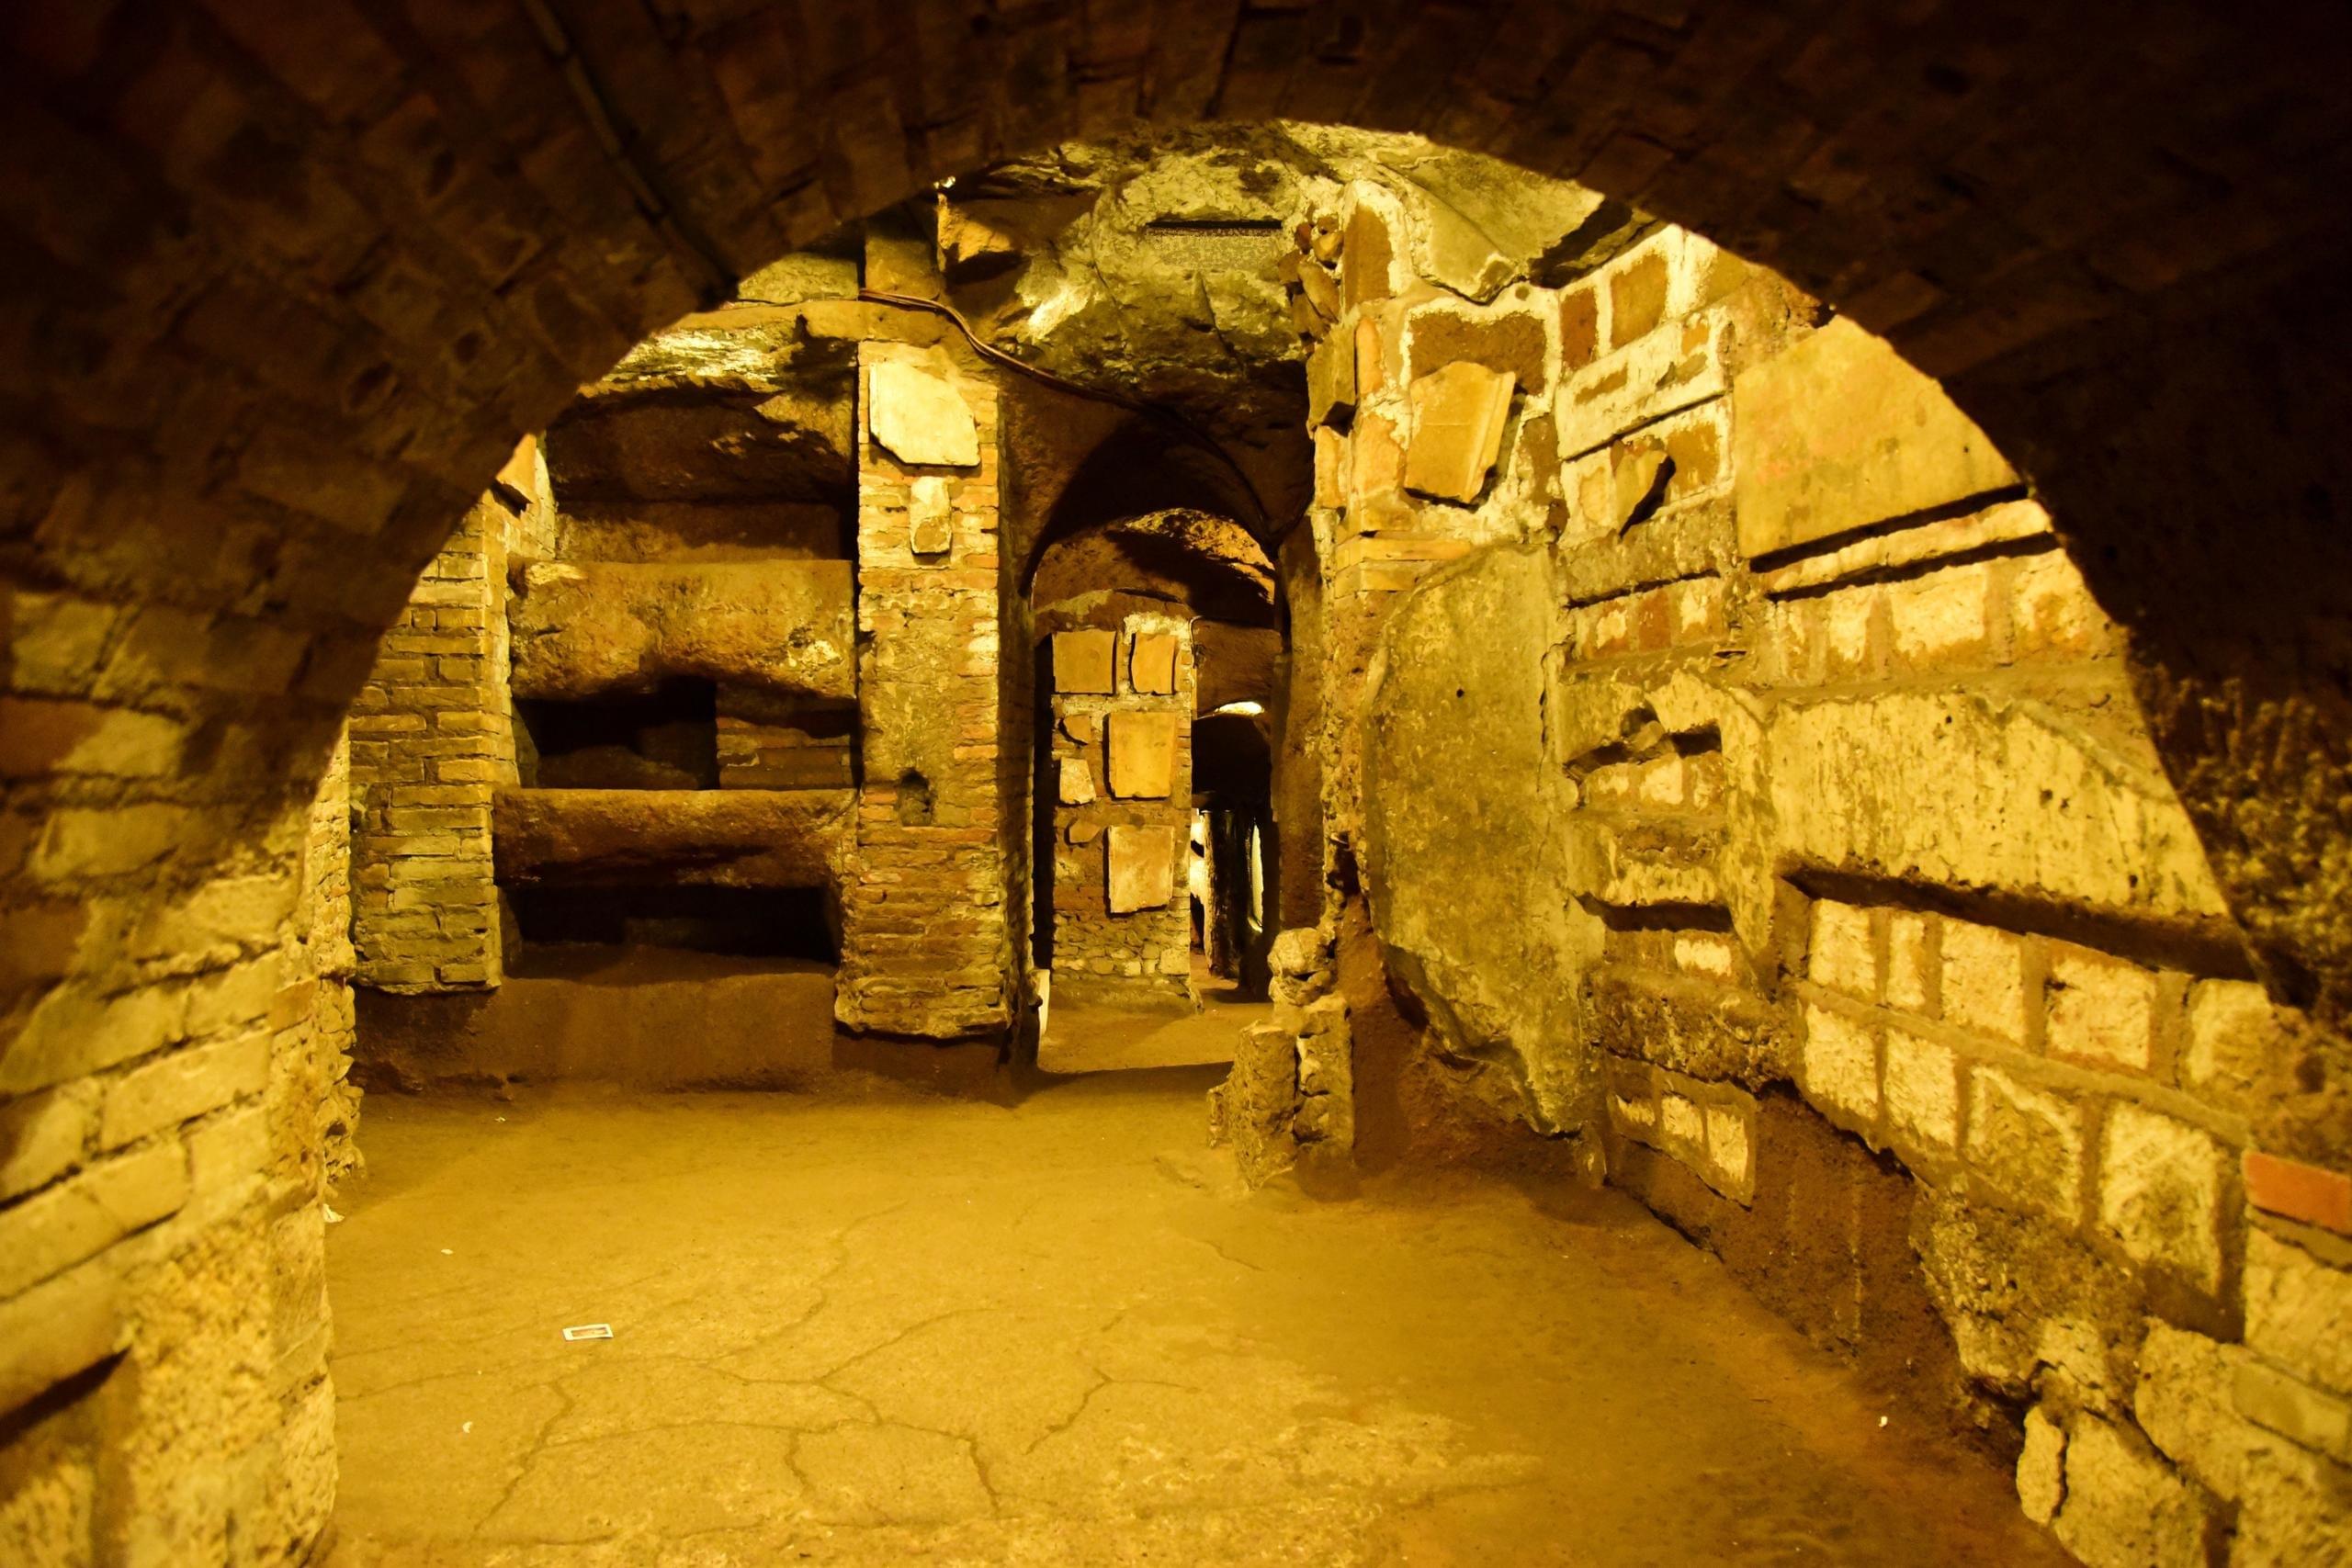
(516, 680, 718, 789)
(504, 885, 837, 965)
(716, 685, 859, 789)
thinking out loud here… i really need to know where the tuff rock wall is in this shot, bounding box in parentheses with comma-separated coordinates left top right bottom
(1312, 179, 2352, 1563)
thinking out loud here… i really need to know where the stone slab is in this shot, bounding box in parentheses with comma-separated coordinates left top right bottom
(1419, 194, 1514, 302)
(867, 359, 978, 468)
(1052, 630, 1115, 694)
(1106, 711, 1178, 799)
(1764, 689, 2232, 922)
(1404, 361, 1514, 503)
(1106, 825, 1177, 914)
(1307, 328, 1357, 429)
(1732, 317, 2018, 559)
(1128, 633, 1178, 695)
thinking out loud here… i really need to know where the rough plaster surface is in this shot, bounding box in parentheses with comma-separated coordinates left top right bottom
(1362, 545, 1595, 1134)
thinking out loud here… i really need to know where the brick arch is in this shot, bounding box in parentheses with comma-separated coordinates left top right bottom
(6, 7, 2352, 1087)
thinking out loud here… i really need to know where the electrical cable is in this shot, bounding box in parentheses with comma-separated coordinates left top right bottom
(745, 287, 1277, 535)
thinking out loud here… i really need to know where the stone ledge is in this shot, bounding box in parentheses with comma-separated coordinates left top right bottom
(508, 559, 855, 703)
(491, 788, 850, 888)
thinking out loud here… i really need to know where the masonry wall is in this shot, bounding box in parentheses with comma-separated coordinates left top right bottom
(837, 342, 1016, 1038)
(0, 738, 349, 1562)
(284, 725, 358, 1189)
(345, 440, 546, 994)
(1043, 616, 1197, 1008)
(0, 15, 2345, 1565)
(1321, 194, 2352, 1562)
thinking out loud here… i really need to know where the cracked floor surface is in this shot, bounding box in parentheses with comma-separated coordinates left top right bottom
(323, 1068, 2068, 1566)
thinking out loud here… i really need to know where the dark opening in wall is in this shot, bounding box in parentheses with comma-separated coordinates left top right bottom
(517, 681, 719, 789)
(716, 689, 859, 789)
(895, 770, 935, 826)
(504, 885, 838, 966)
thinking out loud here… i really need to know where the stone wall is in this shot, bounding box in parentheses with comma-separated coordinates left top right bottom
(1329, 192, 2352, 1561)
(837, 341, 1017, 1038)
(0, 756, 345, 1562)
(284, 724, 358, 1189)
(345, 440, 546, 993)
(1043, 617, 1197, 1008)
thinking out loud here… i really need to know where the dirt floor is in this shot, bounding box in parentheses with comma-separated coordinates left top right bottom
(322, 1070, 2070, 1566)
(1037, 957, 1270, 1073)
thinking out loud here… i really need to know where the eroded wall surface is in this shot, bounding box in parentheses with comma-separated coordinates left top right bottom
(0, 723, 354, 1562)
(1311, 183, 2351, 1562)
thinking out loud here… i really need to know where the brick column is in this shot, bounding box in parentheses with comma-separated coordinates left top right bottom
(345, 442, 543, 993)
(835, 344, 1014, 1038)
(1044, 615, 1197, 1008)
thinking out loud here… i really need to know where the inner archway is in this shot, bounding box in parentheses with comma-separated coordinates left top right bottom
(1026, 505, 1283, 1071)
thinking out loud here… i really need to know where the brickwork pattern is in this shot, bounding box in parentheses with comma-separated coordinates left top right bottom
(836, 344, 1013, 1037)
(346, 496, 517, 992)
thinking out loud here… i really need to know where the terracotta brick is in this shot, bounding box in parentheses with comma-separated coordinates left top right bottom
(1802, 1003, 1880, 1125)
(1559, 285, 1600, 371)
(1808, 900, 1877, 1000)
(1884, 1026, 1962, 1152)
(1885, 562, 1994, 668)
(1940, 921, 2030, 1046)
(1885, 913, 1933, 1013)
(2098, 1105, 2227, 1293)
(2008, 550, 2116, 660)
(1967, 1066, 2086, 1224)
(2244, 1150, 2352, 1235)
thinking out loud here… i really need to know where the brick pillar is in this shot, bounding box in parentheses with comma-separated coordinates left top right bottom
(1044, 615, 1197, 1008)
(835, 344, 1014, 1038)
(345, 440, 544, 993)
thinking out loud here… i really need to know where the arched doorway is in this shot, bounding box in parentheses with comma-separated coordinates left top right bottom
(1025, 507, 1283, 1070)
